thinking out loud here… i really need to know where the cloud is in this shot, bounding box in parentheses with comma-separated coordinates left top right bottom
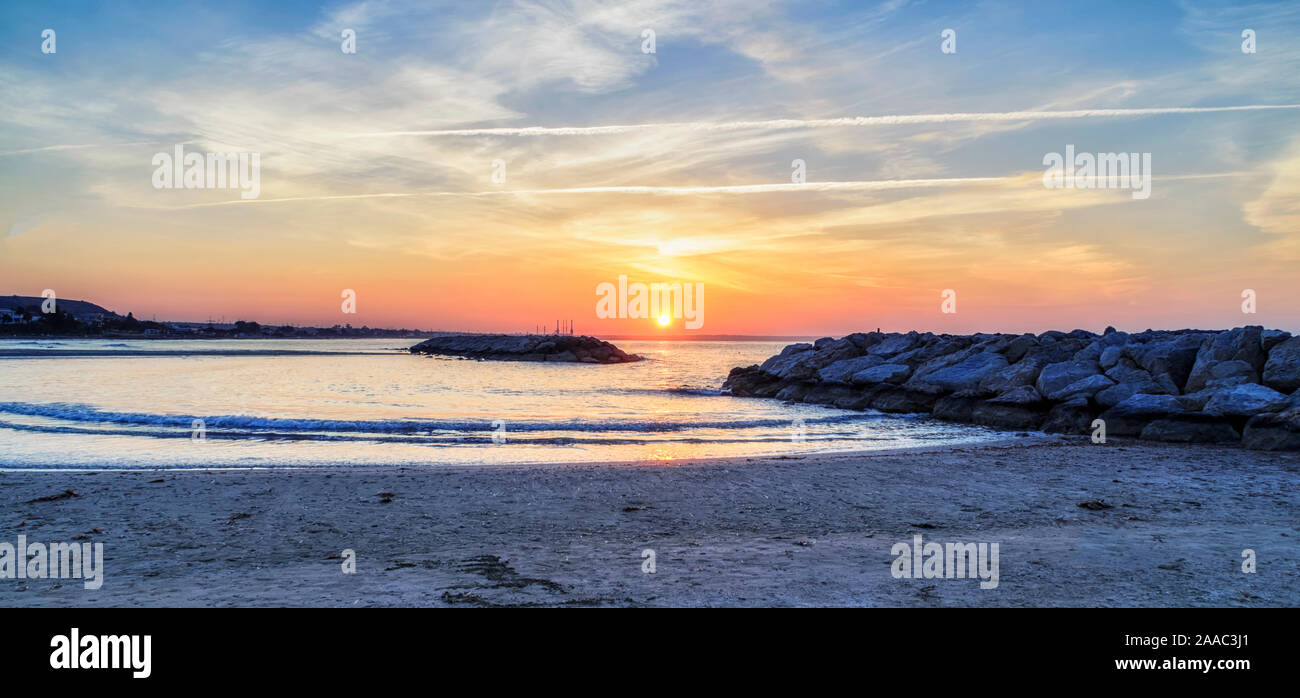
(347, 104, 1300, 138)
(3, 214, 46, 238)
(166, 176, 1014, 208)
(0, 142, 158, 158)
(1244, 137, 1300, 259)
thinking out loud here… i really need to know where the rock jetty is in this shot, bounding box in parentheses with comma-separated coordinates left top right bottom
(409, 334, 641, 363)
(723, 326, 1300, 450)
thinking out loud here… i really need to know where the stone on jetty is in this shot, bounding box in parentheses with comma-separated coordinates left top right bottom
(409, 334, 640, 363)
(723, 326, 1300, 450)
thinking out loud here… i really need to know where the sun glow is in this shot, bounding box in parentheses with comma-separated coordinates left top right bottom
(656, 313, 671, 327)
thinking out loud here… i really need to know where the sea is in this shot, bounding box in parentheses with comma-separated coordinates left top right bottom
(0, 338, 1001, 469)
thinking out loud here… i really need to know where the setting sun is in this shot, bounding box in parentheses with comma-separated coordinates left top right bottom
(656, 314, 671, 327)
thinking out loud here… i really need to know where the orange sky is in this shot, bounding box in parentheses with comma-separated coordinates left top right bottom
(4, 1, 1300, 335)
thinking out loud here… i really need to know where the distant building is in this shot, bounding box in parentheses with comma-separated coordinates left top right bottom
(0, 308, 30, 324)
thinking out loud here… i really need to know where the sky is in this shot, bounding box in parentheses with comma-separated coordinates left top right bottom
(1, 0, 1299, 336)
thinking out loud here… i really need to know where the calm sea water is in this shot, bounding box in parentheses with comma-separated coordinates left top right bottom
(0, 338, 999, 469)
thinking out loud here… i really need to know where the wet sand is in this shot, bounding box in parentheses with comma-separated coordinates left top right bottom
(1, 437, 1296, 607)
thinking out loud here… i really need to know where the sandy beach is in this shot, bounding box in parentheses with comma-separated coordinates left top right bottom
(2, 436, 1296, 607)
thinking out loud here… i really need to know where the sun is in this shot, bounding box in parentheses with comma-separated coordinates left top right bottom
(656, 313, 672, 327)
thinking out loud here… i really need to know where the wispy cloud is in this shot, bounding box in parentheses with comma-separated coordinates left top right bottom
(0, 141, 157, 157)
(169, 177, 1015, 208)
(348, 104, 1300, 138)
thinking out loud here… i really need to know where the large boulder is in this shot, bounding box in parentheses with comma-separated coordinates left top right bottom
(1098, 394, 1186, 436)
(1099, 345, 1125, 370)
(817, 355, 883, 383)
(1202, 383, 1292, 418)
(800, 382, 859, 406)
(1201, 360, 1258, 389)
(1054, 374, 1116, 401)
(870, 386, 942, 413)
(969, 386, 1048, 429)
(759, 343, 816, 379)
(1100, 328, 1131, 346)
(1261, 330, 1292, 353)
(971, 402, 1046, 429)
(722, 365, 777, 397)
(971, 334, 1015, 354)
(867, 332, 922, 357)
(844, 332, 886, 352)
(1140, 414, 1240, 443)
(1042, 398, 1095, 434)
(1096, 330, 1132, 369)
(1184, 327, 1265, 392)
(978, 358, 1042, 394)
(774, 382, 812, 402)
(1174, 389, 1218, 412)
(1001, 334, 1038, 363)
(833, 392, 876, 411)
(892, 335, 970, 367)
(1073, 340, 1104, 363)
(800, 337, 863, 369)
(779, 336, 868, 379)
(1036, 360, 1102, 400)
(932, 395, 981, 423)
(902, 346, 976, 389)
(1095, 379, 1170, 409)
(1262, 336, 1300, 394)
(1106, 356, 1180, 395)
(1023, 336, 1089, 366)
(850, 363, 912, 385)
(1125, 333, 1205, 392)
(918, 352, 1009, 393)
(1242, 406, 1300, 451)
(988, 385, 1044, 405)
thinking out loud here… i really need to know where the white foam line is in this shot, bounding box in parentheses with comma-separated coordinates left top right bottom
(348, 105, 1300, 138)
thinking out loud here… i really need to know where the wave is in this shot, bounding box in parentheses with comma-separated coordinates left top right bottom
(615, 386, 726, 397)
(0, 400, 896, 435)
(0, 419, 882, 446)
(0, 348, 396, 358)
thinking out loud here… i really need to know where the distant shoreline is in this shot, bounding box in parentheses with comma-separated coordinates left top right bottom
(602, 334, 817, 342)
(0, 348, 403, 358)
(0, 333, 814, 342)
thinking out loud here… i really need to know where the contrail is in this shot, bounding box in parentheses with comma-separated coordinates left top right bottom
(145, 171, 1258, 209)
(348, 105, 1300, 138)
(173, 177, 1015, 208)
(0, 141, 155, 157)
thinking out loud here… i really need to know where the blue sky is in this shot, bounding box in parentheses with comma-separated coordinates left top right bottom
(1, 0, 1299, 333)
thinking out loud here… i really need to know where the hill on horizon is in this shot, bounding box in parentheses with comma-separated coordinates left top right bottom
(0, 295, 122, 321)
